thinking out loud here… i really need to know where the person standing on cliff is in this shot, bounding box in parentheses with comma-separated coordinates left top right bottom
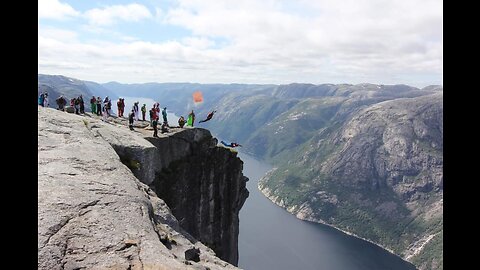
(74, 97, 80, 114)
(38, 92, 44, 107)
(90, 96, 96, 114)
(162, 107, 168, 126)
(152, 117, 158, 137)
(107, 99, 112, 116)
(128, 109, 135, 130)
(149, 107, 154, 126)
(96, 96, 102, 116)
(102, 105, 108, 121)
(133, 102, 139, 121)
(117, 98, 124, 117)
(153, 103, 160, 120)
(187, 110, 195, 127)
(79, 95, 85, 114)
(43, 92, 49, 107)
(103, 96, 111, 116)
(141, 104, 147, 121)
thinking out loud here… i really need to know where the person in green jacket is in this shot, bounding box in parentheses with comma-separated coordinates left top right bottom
(90, 96, 96, 114)
(141, 104, 147, 121)
(187, 110, 195, 127)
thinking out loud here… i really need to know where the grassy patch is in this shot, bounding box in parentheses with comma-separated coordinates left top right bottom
(120, 156, 141, 171)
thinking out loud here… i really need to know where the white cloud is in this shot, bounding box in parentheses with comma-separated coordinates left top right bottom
(38, 26, 78, 42)
(38, 0, 79, 20)
(85, 3, 153, 26)
(38, 0, 442, 87)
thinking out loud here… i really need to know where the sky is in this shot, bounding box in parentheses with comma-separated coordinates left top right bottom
(38, 0, 442, 88)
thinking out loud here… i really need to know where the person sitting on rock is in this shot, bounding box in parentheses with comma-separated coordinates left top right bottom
(56, 95, 66, 111)
(161, 122, 169, 133)
(178, 116, 186, 128)
(128, 109, 135, 130)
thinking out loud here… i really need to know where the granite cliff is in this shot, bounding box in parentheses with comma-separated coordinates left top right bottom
(38, 107, 248, 269)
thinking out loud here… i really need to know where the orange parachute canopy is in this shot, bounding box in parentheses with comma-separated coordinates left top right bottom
(193, 91, 203, 103)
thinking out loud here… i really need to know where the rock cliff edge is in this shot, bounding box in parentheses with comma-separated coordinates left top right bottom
(38, 107, 248, 269)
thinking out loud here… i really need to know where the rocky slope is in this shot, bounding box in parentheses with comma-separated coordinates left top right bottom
(38, 107, 248, 269)
(258, 92, 443, 270)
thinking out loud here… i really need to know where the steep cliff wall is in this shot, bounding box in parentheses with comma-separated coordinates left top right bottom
(88, 116, 249, 265)
(38, 107, 248, 269)
(150, 140, 249, 265)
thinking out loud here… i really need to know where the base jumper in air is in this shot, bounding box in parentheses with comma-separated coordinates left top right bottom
(220, 141, 242, 148)
(199, 110, 217, 123)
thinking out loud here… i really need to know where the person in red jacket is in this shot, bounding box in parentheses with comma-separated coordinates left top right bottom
(117, 98, 124, 117)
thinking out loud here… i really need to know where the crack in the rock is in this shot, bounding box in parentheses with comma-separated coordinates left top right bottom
(41, 200, 101, 250)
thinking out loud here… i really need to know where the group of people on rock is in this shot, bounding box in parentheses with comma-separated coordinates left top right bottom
(69, 95, 85, 115)
(89, 96, 113, 119)
(38, 92, 243, 146)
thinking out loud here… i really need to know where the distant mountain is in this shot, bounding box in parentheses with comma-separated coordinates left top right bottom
(83, 80, 118, 100)
(38, 74, 93, 103)
(37, 75, 118, 110)
(422, 85, 443, 92)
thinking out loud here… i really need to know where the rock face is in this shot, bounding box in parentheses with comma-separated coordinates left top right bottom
(84, 115, 249, 265)
(258, 92, 443, 270)
(38, 107, 246, 270)
(151, 140, 249, 265)
(323, 93, 443, 198)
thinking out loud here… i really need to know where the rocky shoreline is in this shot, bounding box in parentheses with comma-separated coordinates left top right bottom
(257, 180, 422, 267)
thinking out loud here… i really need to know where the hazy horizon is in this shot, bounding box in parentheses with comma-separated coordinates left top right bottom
(38, 72, 442, 89)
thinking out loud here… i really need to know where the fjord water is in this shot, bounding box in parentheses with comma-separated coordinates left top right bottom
(236, 151, 417, 270)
